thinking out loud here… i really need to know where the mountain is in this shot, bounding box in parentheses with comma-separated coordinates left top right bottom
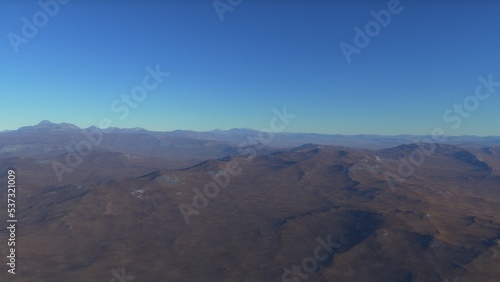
(0, 133, 499, 281)
(0, 121, 245, 161)
(18, 120, 81, 132)
(3, 121, 500, 155)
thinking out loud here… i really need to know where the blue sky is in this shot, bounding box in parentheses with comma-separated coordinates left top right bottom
(1, 0, 500, 135)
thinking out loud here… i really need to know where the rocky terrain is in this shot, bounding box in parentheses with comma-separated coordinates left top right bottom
(0, 122, 499, 281)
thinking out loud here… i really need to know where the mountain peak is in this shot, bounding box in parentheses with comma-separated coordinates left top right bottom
(19, 120, 80, 132)
(37, 120, 54, 126)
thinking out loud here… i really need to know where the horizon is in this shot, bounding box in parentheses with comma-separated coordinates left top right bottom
(2, 1, 500, 135)
(5, 119, 500, 138)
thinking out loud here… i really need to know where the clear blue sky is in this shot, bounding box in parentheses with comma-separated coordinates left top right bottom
(1, 0, 499, 135)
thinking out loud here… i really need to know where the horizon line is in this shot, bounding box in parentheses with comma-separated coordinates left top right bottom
(2, 120, 500, 138)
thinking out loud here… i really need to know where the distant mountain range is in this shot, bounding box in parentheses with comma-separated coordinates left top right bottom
(1, 121, 499, 281)
(3, 121, 500, 157)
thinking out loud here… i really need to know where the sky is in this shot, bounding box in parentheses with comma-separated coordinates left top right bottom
(1, 0, 500, 136)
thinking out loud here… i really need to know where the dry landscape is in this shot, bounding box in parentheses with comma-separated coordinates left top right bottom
(1, 122, 499, 281)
